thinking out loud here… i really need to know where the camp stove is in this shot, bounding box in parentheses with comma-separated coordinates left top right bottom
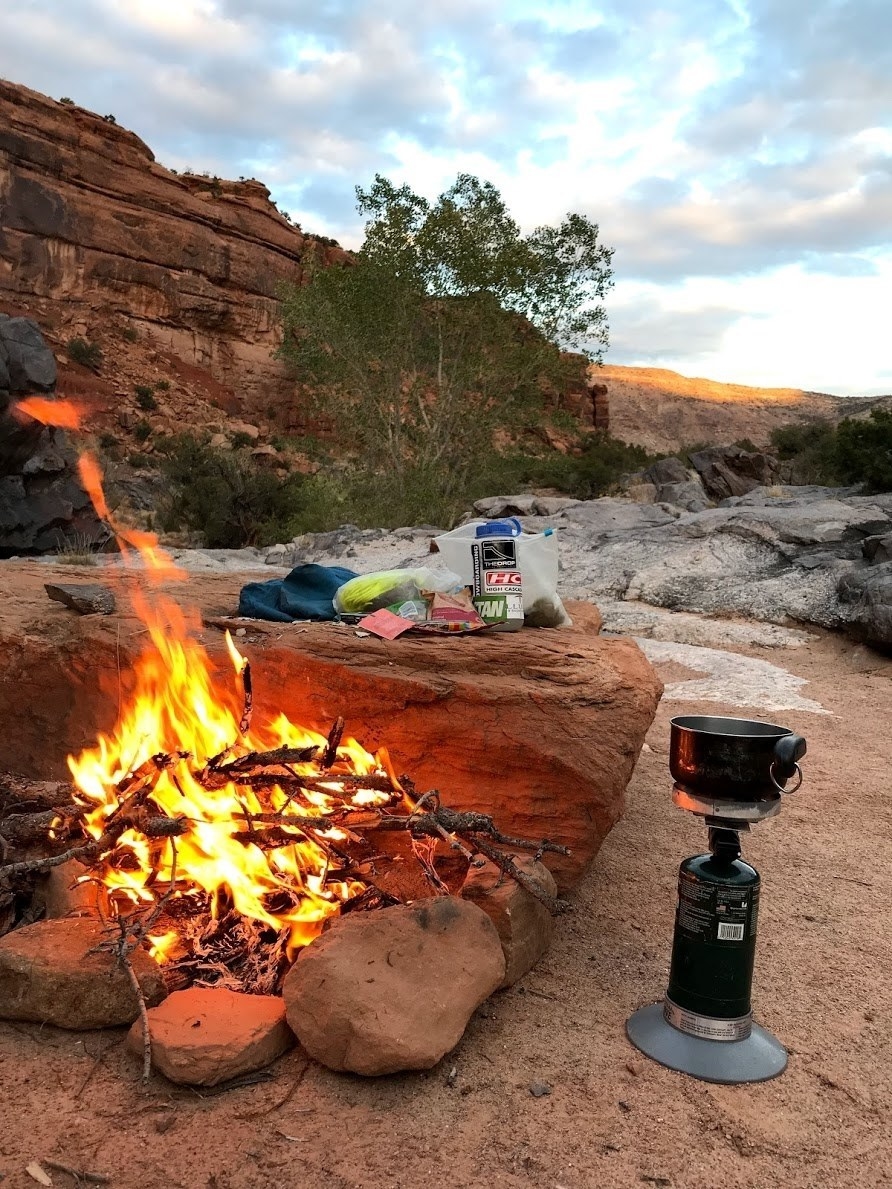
(626, 715, 806, 1084)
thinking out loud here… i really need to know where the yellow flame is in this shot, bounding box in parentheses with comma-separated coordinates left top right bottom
(67, 454, 398, 956)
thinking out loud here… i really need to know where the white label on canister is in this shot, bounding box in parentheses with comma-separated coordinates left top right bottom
(663, 998, 753, 1042)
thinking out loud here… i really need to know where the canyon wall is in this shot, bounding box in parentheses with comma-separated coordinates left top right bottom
(0, 78, 344, 422)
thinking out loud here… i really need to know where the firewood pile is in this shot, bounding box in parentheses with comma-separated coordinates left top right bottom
(0, 712, 569, 995)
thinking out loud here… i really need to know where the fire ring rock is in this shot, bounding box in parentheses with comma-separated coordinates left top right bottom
(283, 897, 506, 1075)
(0, 917, 165, 1029)
(127, 987, 295, 1086)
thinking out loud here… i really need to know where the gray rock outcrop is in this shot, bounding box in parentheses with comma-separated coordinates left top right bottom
(0, 316, 107, 554)
(468, 486, 892, 647)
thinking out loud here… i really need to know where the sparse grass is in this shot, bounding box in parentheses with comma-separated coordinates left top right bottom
(154, 379, 170, 391)
(122, 326, 139, 343)
(55, 533, 100, 566)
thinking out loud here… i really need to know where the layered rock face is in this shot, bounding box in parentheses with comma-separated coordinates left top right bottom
(0, 79, 344, 420)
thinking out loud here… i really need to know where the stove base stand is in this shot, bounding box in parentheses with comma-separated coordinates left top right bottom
(625, 1003, 788, 1084)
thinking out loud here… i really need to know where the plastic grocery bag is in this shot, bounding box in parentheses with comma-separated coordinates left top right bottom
(433, 519, 572, 628)
(333, 567, 462, 616)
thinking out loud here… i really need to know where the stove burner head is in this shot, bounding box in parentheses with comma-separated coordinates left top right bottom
(672, 783, 782, 825)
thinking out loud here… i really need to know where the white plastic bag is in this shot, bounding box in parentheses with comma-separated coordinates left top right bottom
(433, 520, 572, 628)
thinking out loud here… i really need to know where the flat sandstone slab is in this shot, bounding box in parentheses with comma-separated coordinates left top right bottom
(128, 987, 294, 1086)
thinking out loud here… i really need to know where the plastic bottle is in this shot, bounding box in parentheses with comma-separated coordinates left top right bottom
(470, 518, 525, 631)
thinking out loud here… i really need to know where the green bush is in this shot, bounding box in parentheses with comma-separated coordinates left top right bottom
(127, 453, 152, 469)
(59, 97, 74, 105)
(98, 432, 118, 450)
(134, 385, 157, 411)
(67, 337, 103, 371)
(159, 436, 308, 548)
(155, 378, 170, 391)
(835, 410, 892, 493)
(133, 420, 152, 443)
(230, 431, 254, 450)
(122, 326, 139, 343)
(769, 421, 839, 484)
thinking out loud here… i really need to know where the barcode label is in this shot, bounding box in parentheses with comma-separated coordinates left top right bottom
(717, 922, 745, 941)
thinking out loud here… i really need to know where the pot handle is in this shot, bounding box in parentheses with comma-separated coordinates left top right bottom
(770, 734, 807, 792)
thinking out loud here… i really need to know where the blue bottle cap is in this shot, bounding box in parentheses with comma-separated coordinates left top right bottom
(474, 517, 523, 538)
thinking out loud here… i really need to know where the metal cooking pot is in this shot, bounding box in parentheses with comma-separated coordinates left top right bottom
(669, 715, 806, 798)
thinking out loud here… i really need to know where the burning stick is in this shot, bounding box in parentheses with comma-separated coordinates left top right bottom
(321, 717, 345, 769)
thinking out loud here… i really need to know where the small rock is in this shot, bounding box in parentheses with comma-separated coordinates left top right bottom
(43, 858, 105, 917)
(529, 1081, 552, 1097)
(283, 897, 506, 1075)
(0, 917, 165, 1029)
(127, 987, 295, 1086)
(230, 421, 260, 440)
(460, 857, 557, 988)
(473, 494, 538, 518)
(45, 583, 116, 615)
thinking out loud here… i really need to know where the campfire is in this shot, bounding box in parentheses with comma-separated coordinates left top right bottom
(0, 406, 569, 1082)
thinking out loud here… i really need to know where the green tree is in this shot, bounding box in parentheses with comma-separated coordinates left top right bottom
(279, 173, 613, 522)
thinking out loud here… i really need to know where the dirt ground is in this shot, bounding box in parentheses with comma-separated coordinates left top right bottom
(1, 628, 890, 1189)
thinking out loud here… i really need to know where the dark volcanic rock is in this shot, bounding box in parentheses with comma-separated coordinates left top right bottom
(0, 315, 57, 392)
(44, 582, 116, 615)
(0, 316, 107, 554)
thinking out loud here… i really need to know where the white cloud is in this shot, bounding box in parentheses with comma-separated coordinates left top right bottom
(0, 0, 889, 393)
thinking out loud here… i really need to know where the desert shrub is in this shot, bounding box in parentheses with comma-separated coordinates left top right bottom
(122, 326, 139, 343)
(504, 433, 659, 499)
(103, 114, 117, 124)
(835, 410, 892, 493)
(59, 97, 74, 105)
(230, 431, 254, 449)
(133, 420, 152, 443)
(155, 378, 170, 391)
(127, 453, 152, 469)
(769, 421, 840, 484)
(134, 385, 157, 411)
(99, 432, 118, 449)
(159, 435, 307, 548)
(67, 337, 103, 371)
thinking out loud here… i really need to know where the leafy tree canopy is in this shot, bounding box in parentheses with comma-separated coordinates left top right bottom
(279, 173, 613, 522)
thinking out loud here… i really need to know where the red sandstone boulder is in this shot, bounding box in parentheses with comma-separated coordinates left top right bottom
(0, 572, 661, 893)
(0, 917, 165, 1029)
(461, 857, 557, 988)
(128, 987, 294, 1086)
(283, 897, 505, 1075)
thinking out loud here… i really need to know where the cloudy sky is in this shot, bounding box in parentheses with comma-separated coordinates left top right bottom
(2, 0, 890, 395)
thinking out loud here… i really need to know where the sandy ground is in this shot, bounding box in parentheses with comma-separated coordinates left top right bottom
(1, 627, 890, 1189)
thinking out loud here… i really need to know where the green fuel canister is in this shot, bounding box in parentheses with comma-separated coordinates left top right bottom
(664, 828, 760, 1041)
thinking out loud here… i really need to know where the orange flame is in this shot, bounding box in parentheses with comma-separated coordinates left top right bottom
(14, 397, 83, 428)
(67, 451, 397, 956)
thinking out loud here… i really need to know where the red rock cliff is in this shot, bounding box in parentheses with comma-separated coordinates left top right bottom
(0, 78, 344, 419)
